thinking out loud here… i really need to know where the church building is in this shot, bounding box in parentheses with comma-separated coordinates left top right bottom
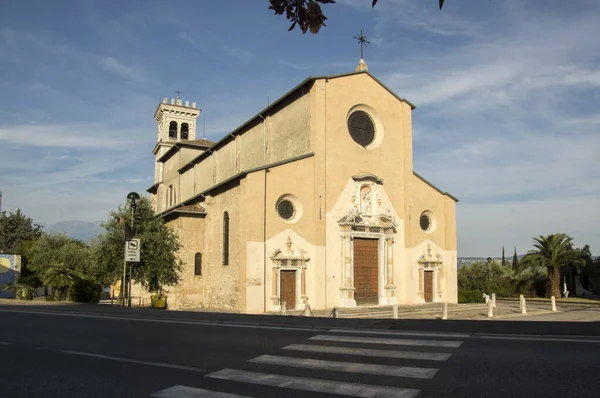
(147, 59, 458, 313)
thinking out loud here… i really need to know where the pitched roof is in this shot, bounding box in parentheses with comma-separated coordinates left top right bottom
(157, 138, 215, 163)
(157, 203, 206, 221)
(179, 70, 416, 173)
(413, 171, 459, 202)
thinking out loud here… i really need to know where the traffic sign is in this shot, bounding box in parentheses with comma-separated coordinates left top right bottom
(125, 238, 140, 262)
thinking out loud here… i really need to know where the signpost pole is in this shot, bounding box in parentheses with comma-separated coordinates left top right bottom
(122, 257, 127, 307)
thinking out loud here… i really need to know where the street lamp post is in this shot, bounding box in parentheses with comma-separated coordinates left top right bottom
(122, 192, 141, 308)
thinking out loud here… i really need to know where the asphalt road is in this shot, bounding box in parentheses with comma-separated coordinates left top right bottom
(1, 305, 599, 398)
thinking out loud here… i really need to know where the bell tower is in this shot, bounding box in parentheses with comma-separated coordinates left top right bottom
(154, 94, 201, 144)
(151, 94, 201, 211)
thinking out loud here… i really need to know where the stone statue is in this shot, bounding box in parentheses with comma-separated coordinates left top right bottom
(362, 190, 371, 214)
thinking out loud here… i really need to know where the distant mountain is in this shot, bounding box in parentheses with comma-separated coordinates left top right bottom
(45, 221, 104, 242)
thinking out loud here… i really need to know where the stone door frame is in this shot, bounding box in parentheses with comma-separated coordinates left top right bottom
(339, 229, 397, 307)
(269, 236, 309, 311)
(416, 244, 444, 304)
(418, 266, 440, 303)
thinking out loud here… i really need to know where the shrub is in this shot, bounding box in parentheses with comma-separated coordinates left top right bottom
(17, 285, 34, 300)
(458, 290, 484, 303)
(69, 278, 102, 303)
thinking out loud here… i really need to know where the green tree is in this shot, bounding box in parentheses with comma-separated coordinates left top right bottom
(512, 246, 519, 270)
(0, 209, 43, 253)
(502, 246, 506, 266)
(24, 233, 91, 279)
(93, 197, 181, 295)
(43, 265, 76, 300)
(519, 233, 584, 298)
(269, 0, 446, 34)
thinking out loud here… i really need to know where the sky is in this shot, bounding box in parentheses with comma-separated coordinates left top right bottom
(0, 0, 598, 257)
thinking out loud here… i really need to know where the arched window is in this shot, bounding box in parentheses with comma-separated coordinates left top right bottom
(168, 121, 177, 139)
(223, 211, 229, 266)
(181, 123, 189, 140)
(194, 253, 202, 276)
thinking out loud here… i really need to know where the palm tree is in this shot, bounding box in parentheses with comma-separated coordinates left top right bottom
(43, 264, 76, 300)
(519, 233, 584, 298)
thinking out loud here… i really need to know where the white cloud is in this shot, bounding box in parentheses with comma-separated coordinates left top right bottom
(0, 124, 136, 149)
(100, 56, 147, 83)
(178, 31, 196, 45)
(220, 45, 253, 62)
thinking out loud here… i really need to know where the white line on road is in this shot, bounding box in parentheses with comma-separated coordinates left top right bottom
(248, 354, 439, 379)
(310, 334, 463, 348)
(151, 385, 250, 398)
(0, 341, 13, 345)
(283, 343, 452, 361)
(62, 350, 208, 373)
(477, 336, 600, 344)
(0, 309, 319, 333)
(328, 328, 470, 339)
(206, 368, 421, 398)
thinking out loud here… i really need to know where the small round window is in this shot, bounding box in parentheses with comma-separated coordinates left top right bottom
(277, 200, 295, 220)
(420, 213, 431, 231)
(348, 111, 375, 147)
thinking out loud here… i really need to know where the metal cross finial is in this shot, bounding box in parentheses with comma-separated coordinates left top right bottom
(175, 89, 182, 99)
(353, 29, 370, 60)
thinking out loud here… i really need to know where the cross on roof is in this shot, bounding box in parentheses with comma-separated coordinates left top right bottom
(175, 89, 182, 98)
(353, 30, 370, 60)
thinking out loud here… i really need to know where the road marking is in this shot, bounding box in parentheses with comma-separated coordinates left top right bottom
(328, 328, 470, 339)
(248, 354, 438, 379)
(151, 385, 249, 398)
(477, 336, 600, 344)
(283, 343, 452, 361)
(62, 350, 208, 373)
(310, 334, 463, 348)
(206, 368, 421, 398)
(0, 309, 319, 333)
(0, 341, 13, 345)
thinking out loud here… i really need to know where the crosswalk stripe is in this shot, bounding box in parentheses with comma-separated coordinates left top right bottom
(310, 334, 463, 348)
(151, 385, 249, 398)
(206, 368, 421, 398)
(283, 343, 452, 361)
(248, 354, 438, 379)
(328, 328, 470, 339)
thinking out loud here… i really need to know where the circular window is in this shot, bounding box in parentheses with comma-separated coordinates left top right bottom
(277, 200, 295, 220)
(348, 111, 375, 147)
(420, 213, 431, 231)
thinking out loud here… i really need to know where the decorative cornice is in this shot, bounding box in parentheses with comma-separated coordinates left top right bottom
(352, 174, 383, 185)
(270, 236, 310, 263)
(417, 243, 444, 265)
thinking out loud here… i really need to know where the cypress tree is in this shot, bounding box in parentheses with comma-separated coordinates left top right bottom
(502, 246, 506, 266)
(512, 246, 519, 270)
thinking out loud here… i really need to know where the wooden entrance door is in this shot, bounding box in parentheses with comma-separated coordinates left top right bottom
(424, 271, 434, 303)
(353, 238, 379, 305)
(280, 270, 296, 309)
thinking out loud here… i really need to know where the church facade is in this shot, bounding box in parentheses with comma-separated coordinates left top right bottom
(147, 62, 458, 313)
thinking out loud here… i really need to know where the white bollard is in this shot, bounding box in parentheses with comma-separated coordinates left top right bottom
(303, 303, 312, 316)
(519, 294, 524, 312)
(442, 302, 448, 320)
(521, 297, 527, 314)
(492, 293, 496, 308)
(485, 294, 489, 304)
(392, 304, 399, 319)
(551, 296, 557, 312)
(487, 298, 493, 318)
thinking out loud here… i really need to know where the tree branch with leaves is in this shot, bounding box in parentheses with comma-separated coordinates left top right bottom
(269, 0, 445, 34)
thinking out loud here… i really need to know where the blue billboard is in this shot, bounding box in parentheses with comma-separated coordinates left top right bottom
(0, 254, 19, 298)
